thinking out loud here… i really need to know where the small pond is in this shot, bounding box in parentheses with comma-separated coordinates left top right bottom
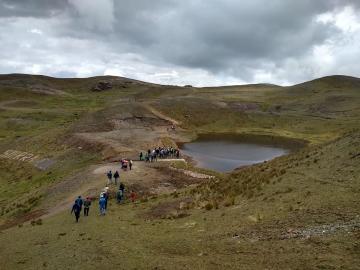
(180, 134, 304, 172)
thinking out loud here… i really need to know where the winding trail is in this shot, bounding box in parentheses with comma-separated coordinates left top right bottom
(141, 103, 181, 126)
(39, 160, 209, 220)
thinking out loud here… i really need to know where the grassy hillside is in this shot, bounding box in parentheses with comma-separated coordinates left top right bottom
(0, 130, 359, 269)
(0, 74, 359, 269)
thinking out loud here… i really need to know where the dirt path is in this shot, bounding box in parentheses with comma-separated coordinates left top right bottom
(39, 160, 204, 220)
(141, 103, 181, 126)
(33, 102, 188, 221)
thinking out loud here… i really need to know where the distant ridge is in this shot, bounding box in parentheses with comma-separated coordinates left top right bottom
(0, 73, 359, 89)
(290, 75, 360, 90)
(0, 73, 153, 85)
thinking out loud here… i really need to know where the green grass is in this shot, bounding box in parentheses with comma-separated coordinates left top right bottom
(0, 74, 359, 269)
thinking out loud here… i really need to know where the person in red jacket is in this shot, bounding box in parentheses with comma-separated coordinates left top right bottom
(130, 190, 136, 202)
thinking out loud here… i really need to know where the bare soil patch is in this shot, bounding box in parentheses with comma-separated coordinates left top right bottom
(143, 198, 193, 219)
(0, 209, 46, 231)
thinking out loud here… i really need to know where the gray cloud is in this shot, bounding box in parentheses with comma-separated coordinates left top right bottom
(0, 0, 360, 85)
(0, 0, 67, 17)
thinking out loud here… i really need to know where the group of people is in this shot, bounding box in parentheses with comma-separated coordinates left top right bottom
(120, 159, 133, 170)
(139, 146, 180, 162)
(71, 196, 92, 222)
(71, 167, 138, 222)
(106, 170, 120, 185)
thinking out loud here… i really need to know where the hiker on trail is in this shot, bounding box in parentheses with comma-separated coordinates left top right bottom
(116, 188, 123, 203)
(106, 170, 112, 184)
(119, 182, 125, 199)
(130, 190, 136, 203)
(139, 152, 143, 161)
(104, 187, 110, 210)
(83, 197, 91, 216)
(114, 170, 120, 185)
(121, 159, 128, 170)
(71, 202, 81, 222)
(99, 195, 106, 215)
(129, 160, 133, 170)
(75, 196, 83, 211)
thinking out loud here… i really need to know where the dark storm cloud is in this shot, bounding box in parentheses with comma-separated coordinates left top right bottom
(104, 0, 347, 79)
(0, 0, 360, 85)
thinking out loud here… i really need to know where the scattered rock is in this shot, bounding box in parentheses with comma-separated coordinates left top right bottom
(91, 81, 113, 92)
(169, 166, 215, 179)
(182, 221, 197, 228)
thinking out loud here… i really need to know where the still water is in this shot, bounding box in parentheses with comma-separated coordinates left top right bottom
(180, 137, 291, 172)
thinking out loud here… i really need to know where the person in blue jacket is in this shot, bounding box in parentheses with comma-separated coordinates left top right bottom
(99, 195, 106, 215)
(71, 202, 81, 222)
(75, 196, 83, 211)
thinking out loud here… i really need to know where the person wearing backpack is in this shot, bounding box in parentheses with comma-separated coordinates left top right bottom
(103, 188, 109, 210)
(99, 195, 106, 215)
(75, 196, 83, 211)
(83, 197, 91, 216)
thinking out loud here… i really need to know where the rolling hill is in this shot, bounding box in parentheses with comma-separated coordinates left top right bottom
(0, 74, 359, 269)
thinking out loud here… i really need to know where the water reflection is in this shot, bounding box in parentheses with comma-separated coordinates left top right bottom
(180, 139, 289, 172)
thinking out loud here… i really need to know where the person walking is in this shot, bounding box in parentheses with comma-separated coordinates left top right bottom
(106, 170, 112, 184)
(103, 188, 109, 210)
(130, 190, 136, 203)
(71, 202, 81, 222)
(139, 152, 143, 161)
(99, 195, 106, 215)
(75, 196, 83, 212)
(129, 160, 133, 170)
(114, 170, 120, 185)
(119, 182, 125, 200)
(116, 188, 123, 204)
(83, 197, 91, 216)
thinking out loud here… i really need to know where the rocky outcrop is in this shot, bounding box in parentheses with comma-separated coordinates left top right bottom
(91, 81, 113, 91)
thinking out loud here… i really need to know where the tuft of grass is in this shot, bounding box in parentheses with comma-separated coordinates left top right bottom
(223, 196, 235, 207)
(204, 202, 213, 211)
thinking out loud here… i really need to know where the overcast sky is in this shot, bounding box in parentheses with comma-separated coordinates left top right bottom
(0, 0, 360, 86)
